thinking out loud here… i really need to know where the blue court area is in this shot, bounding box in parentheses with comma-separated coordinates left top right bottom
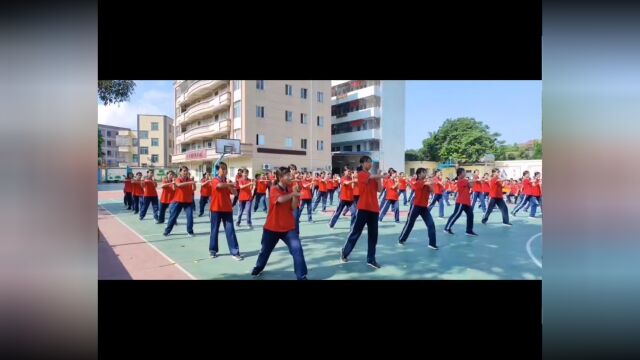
(98, 193, 542, 280)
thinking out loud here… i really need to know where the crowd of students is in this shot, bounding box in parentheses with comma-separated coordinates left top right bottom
(122, 158, 542, 280)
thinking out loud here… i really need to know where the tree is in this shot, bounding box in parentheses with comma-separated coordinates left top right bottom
(417, 117, 499, 164)
(98, 80, 136, 106)
(98, 131, 105, 163)
(532, 140, 542, 159)
(419, 132, 442, 161)
(405, 149, 425, 161)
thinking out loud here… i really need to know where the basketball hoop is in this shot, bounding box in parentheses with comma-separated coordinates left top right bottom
(213, 139, 241, 177)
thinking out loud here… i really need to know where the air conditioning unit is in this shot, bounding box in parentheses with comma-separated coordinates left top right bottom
(262, 164, 272, 170)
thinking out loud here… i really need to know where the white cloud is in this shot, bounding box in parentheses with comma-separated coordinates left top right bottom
(98, 87, 174, 130)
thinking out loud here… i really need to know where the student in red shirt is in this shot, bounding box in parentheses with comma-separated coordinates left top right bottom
(343, 170, 359, 216)
(329, 175, 340, 206)
(163, 166, 197, 237)
(198, 172, 212, 217)
(297, 172, 314, 223)
(236, 169, 254, 229)
(528, 172, 542, 217)
(480, 173, 490, 210)
(139, 169, 160, 221)
(512, 171, 533, 216)
(311, 172, 321, 202)
(443, 177, 453, 206)
(157, 171, 176, 224)
(444, 168, 478, 236)
(398, 168, 438, 249)
(123, 173, 133, 210)
(378, 173, 401, 223)
(450, 179, 459, 202)
(231, 169, 243, 209)
(131, 172, 145, 215)
(427, 170, 446, 218)
(252, 173, 270, 213)
(312, 173, 330, 212)
(379, 169, 396, 211)
(471, 170, 486, 212)
(251, 167, 308, 280)
(398, 172, 408, 206)
(329, 169, 357, 229)
(326, 174, 335, 205)
(341, 156, 384, 269)
(208, 162, 243, 260)
(407, 174, 417, 204)
(378, 170, 392, 202)
(481, 168, 512, 226)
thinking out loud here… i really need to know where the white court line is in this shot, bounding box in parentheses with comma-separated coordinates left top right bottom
(526, 232, 542, 268)
(99, 205, 197, 280)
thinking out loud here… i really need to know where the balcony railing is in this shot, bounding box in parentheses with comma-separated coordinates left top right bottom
(177, 91, 231, 126)
(175, 119, 231, 144)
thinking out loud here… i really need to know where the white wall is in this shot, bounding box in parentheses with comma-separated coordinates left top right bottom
(379, 80, 405, 171)
(495, 160, 542, 179)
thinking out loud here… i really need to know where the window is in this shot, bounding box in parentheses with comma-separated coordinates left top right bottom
(151, 155, 159, 163)
(107, 131, 111, 137)
(317, 116, 324, 127)
(233, 80, 241, 90)
(106, 140, 111, 146)
(256, 134, 265, 145)
(285, 84, 293, 96)
(317, 91, 324, 103)
(132, 154, 139, 163)
(301, 88, 307, 99)
(139, 131, 148, 139)
(301, 138, 307, 149)
(214, 114, 219, 121)
(316, 140, 324, 151)
(285, 110, 292, 122)
(356, 144, 361, 151)
(132, 138, 138, 146)
(331, 146, 340, 152)
(233, 100, 241, 118)
(151, 138, 159, 146)
(107, 150, 112, 156)
(285, 137, 293, 148)
(151, 122, 159, 131)
(343, 145, 353, 151)
(140, 147, 149, 155)
(256, 106, 265, 118)
(256, 80, 264, 90)
(300, 113, 308, 124)
(207, 141, 213, 148)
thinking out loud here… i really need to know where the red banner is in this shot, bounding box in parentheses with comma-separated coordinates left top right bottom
(186, 149, 207, 160)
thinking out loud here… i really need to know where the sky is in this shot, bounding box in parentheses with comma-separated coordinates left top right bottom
(405, 80, 542, 150)
(98, 80, 175, 130)
(98, 80, 542, 150)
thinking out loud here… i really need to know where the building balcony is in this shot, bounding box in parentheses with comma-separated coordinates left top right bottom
(331, 107, 380, 124)
(175, 119, 231, 145)
(331, 85, 380, 106)
(183, 80, 227, 105)
(177, 91, 231, 126)
(118, 146, 131, 152)
(331, 129, 381, 144)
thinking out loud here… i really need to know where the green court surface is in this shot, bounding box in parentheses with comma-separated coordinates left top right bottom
(99, 198, 542, 280)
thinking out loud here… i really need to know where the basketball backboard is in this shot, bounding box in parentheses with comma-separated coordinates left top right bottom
(215, 139, 241, 155)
